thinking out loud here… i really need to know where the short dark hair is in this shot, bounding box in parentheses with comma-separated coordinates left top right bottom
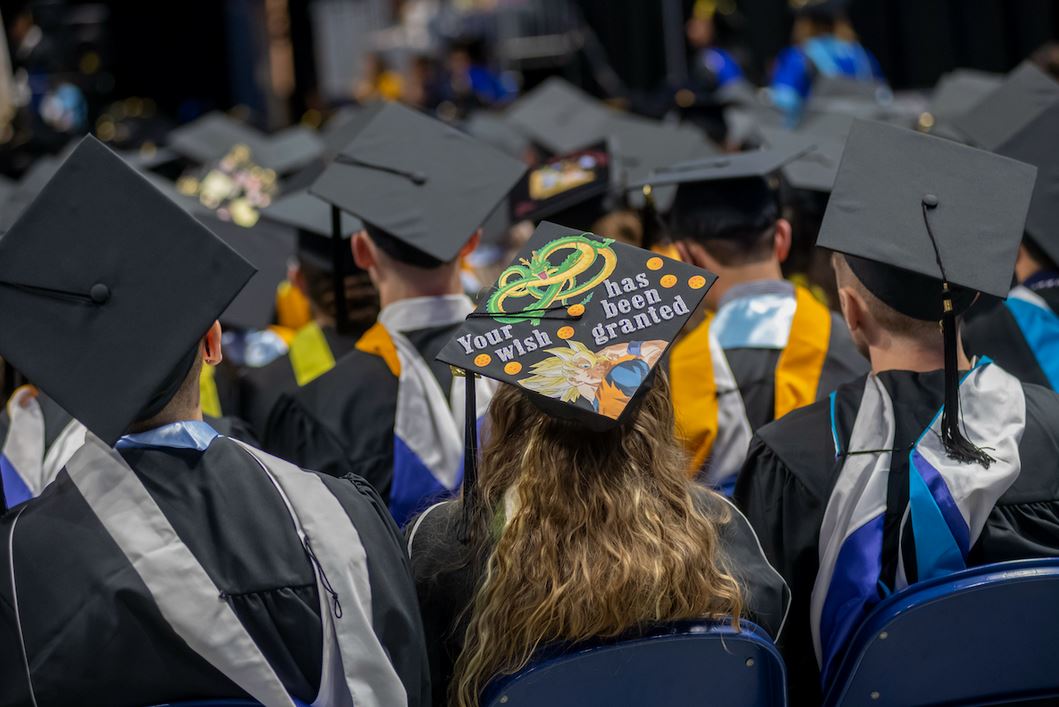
(1023, 235, 1059, 273)
(298, 258, 379, 333)
(364, 222, 448, 269)
(667, 178, 780, 266)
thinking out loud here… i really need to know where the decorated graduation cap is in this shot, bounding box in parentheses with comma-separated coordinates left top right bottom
(438, 220, 716, 534)
(309, 101, 526, 267)
(818, 120, 1036, 464)
(508, 141, 613, 229)
(0, 136, 255, 445)
(168, 111, 324, 174)
(954, 62, 1059, 152)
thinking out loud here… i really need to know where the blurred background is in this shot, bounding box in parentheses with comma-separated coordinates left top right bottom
(0, 0, 1055, 175)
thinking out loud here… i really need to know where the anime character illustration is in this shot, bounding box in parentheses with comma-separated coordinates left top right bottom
(519, 339, 667, 419)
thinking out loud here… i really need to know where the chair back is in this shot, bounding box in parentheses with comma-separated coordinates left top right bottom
(482, 619, 786, 707)
(825, 558, 1059, 706)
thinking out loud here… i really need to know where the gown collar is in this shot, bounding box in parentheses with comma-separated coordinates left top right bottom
(115, 420, 220, 452)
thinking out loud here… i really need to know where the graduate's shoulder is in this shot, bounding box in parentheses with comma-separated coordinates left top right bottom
(295, 347, 398, 409)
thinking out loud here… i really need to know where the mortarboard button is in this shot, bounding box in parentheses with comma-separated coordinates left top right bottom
(922, 194, 939, 208)
(90, 283, 110, 304)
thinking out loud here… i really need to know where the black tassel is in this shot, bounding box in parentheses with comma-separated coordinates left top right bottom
(458, 368, 478, 543)
(331, 204, 350, 336)
(921, 198, 993, 467)
(938, 285, 992, 466)
(640, 185, 662, 251)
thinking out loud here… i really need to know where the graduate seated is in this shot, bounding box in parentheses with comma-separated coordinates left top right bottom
(770, 0, 884, 124)
(734, 121, 1059, 705)
(241, 197, 379, 440)
(408, 223, 789, 707)
(0, 137, 428, 707)
(953, 64, 1059, 390)
(264, 102, 525, 526)
(652, 148, 866, 489)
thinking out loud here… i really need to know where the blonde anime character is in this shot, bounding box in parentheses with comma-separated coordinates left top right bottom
(519, 339, 666, 418)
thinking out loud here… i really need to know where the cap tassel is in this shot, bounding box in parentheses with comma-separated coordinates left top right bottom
(640, 185, 662, 251)
(458, 367, 479, 543)
(921, 197, 993, 467)
(331, 204, 351, 335)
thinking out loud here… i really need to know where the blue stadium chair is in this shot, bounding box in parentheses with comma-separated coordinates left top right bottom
(481, 619, 786, 707)
(824, 557, 1059, 707)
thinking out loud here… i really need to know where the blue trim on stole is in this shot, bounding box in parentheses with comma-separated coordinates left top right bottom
(1005, 297, 1059, 391)
(0, 454, 33, 508)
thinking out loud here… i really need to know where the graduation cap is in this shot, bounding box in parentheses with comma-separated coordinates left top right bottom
(989, 103, 1059, 267)
(309, 101, 526, 265)
(168, 112, 324, 174)
(817, 120, 1036, 465)
(924, 69, 1004, 128)
(953, 62, 1059, 151)
(756, 126, 846, 193)
(630, 142, 810, 190)
(261, 188, 362, 270)
(0, 136, 255, 445)
(0, 156, 64, 230)
(504, 77, 612, 155)
(462, 111, 532, 159)
(437, 221, 716, 533)
(508, 142, 613, 229)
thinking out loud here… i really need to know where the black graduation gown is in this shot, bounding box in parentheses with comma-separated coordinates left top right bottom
(0, 392, 78, 510)
(0, 436, 430, 707)
(264, 322, 460, 504)
(724, 308, 867, 432)
(238, 325, 359, 441)
(734, 369, 1059, 705)
(963, 285, 1059, 390)
(406, 491, 790, 707)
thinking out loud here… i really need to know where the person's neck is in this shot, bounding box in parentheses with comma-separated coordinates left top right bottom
(707, 261, 784, 305)
(377, 269, 463, 309)
(868, 333, 972, 374)
(127, 406, 203, 434)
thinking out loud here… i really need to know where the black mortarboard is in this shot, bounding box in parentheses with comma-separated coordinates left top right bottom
(504, 77, 612, 155)
(438, 220, 716, 535)
(508, 142, 613, 228)
(309, 101, 526, 264)
(261, 189, 362, 270)
(990, 103, 1059, 266)
(757, 126, 846, 193)
(0, 136, 255, 445)
(925, 69, 1004, 126)
(606, 113, 718, 203)
(953, 62, 1059, 151)
(629, 143, 808, 189)
(817, 120, 1036, 465)
(463, 111, 532, 159)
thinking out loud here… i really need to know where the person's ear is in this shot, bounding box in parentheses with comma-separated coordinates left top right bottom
(290, 263, 308, 296)
(352, 230, 375, 271)
(681, 240, 722, 275)
(202, 321, 223, 366)
(459, 228, 482, 259)
(773, 219, 793, 264)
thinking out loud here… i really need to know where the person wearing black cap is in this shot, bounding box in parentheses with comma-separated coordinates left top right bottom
(734, 121, 1059, 704)
(264, 102, 525, 526)
(0, 136, 429, 706)
(770, 0, 884, 125)
(407, 221, 788, 706)
(648, 147, 866, 491)
(239, 189, 377, 440)
(953, 65, 1059, 392)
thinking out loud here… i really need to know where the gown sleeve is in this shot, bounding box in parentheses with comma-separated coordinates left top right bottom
(734, 434, 829, 706)
(318, 472, 432, 707)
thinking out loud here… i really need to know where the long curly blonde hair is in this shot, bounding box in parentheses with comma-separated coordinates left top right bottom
(450, 371, 744, 706)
